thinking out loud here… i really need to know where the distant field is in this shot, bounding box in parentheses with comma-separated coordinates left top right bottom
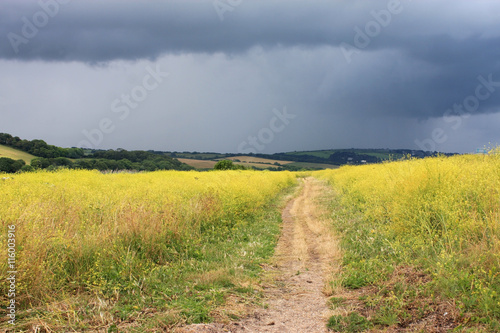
(179, 156, 338, 170)
(176, 158, 217, 169)
(219, 156, 294, 165)
(233, 161, 280, 169)
(288, 162, 339, 169)
(0, 144, 36, 164)
(177, 158, 282, 170)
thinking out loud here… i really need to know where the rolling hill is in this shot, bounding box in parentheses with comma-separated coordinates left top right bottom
(178, 157, 286, 170)
(0, 144, 36, 164)
(169, 148, 454, 170)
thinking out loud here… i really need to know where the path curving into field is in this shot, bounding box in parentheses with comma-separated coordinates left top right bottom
(180, 177, 340, 333)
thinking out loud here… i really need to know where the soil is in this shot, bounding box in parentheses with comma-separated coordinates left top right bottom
(178, 177, 340, 333)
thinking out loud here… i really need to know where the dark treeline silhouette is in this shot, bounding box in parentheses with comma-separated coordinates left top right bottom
(0, 133, 192, 172)
(0, 133, 84, 158)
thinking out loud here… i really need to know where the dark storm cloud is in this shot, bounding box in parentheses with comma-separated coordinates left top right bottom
(1, 0, 500, 153)
(1, 0, 499, 63)
(2, 0, 500, 119)
(316, 43, 500, 120)
(0, 0, 346, 61)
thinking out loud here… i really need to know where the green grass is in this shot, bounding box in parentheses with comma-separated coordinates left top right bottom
(6, 181, 297, 332)
(327, 312, 372, 332)
(0, 144, 36, 164)
(315, 154, 500, 331)
(322, 194, 460, 331)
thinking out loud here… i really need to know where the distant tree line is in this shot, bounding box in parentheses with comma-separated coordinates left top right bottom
(213, 160, 319, 172)
(252, 152, 381, 165)
(0, 154, 193, 173)
(0, 133, 193, 173)
(327, 151, 379, 164)
(252, 149, 452, 165)
(170, 152, 238, 160)
(167, 149, 458, 167)
(29, 156, 191, 172)
(0, 133, 84, 158)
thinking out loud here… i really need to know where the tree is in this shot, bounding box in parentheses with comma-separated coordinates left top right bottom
(94, 161, 109, 171)
(31, 158, 51, 169)
(53, 157, 73, 167)
(214, 160, 235, 170)
(73, 159, 92, 170)
(20, 165, 34, 172)
(142, 160, 157, 171)
(67, 148, 84, 159)
(0, 158, 25, 173)
(213, 160, 249, 170)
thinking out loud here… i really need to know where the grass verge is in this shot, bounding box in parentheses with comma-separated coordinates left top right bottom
(316, 152, 500, 332)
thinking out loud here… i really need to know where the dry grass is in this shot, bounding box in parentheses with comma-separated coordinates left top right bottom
(328, 266, 463, 332)
(0, 169, 297, 331)
(178, 157, 283, 169)
(176, 158, 217, 169)
(0, 144, 36, 164)
(316, 151, 500, 330)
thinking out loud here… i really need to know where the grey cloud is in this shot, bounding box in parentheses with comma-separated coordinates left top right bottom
(1, 0, 500, 153)
(1, 0, 499, 62)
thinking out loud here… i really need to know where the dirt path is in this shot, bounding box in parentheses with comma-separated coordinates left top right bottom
(180, 177, 340, 333)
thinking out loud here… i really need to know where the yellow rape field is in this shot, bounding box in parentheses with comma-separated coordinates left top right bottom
(0, 169, 296, 330)
(315, 150, 500, 328)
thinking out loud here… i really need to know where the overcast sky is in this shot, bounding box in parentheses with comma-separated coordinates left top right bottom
(1, 0, 500, 153)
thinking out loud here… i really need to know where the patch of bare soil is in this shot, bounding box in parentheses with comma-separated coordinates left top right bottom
(178, 177, 341, 333)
